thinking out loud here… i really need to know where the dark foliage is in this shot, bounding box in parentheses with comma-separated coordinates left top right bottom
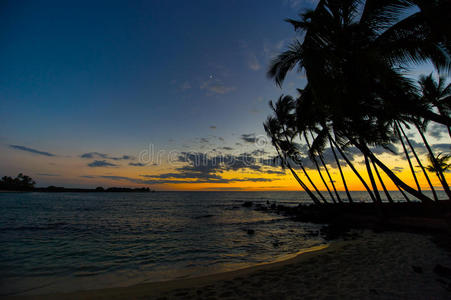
(0, 174, 35, 191)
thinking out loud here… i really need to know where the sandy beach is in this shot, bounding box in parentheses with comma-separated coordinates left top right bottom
(14, 230, 451, 300)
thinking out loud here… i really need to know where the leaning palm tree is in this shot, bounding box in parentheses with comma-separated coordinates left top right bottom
(426, 152, 451, 197)
(418, 74, 451, 137)
(426, 152, 451, 174)
(267, 0, 450, 202)
(397, 121, 439, 201)
(264, 101, 323, 204)
(270, 95, 332, 203)
(395, 122, 422, 192)
(415, 119, 451, 199)
(328, 134, 353, 203)
(309, 130, 343, 203)
(303, 131, 337, 203)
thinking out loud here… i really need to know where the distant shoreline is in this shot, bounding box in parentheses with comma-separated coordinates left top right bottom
(0, 187, 155, 193)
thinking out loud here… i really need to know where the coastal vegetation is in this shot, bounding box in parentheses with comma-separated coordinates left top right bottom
(0, 174, 154, 192)
(0, 173, 35, 191)
(264, 0, 451, 204)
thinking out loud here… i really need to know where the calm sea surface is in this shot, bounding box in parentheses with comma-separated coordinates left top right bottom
(0, 190, 441, 295)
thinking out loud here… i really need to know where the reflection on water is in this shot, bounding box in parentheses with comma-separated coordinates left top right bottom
(1, 190, 435, 295)
(0, 191, 325, 295)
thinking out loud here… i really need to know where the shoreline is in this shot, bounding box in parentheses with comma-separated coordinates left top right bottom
(14, 244, 332, 299)
(14, 230, 451, 299)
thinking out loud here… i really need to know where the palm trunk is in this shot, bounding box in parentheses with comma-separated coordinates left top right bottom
(320, 153, 343, 203)
(273, 142, 321, 205)
(279, 131, 328, 204)
(287, 160, 321, 204)
(364, 154, 382, 204)
(398, 122, 438, 201)
(329, 135, 377, 203)
(370, 157, 393, 203)
(395, 123, 422, 192)
(310, 131, 343, 203)
(304, 132, 337, 203)
(329, 135, 353, 203)
(415, 123, 451, 199)
(355, 141, 433, 203)
(294, 157, 329, 204)
(395, 183, 411, 202)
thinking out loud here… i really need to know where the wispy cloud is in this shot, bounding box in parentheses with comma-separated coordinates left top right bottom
(240, 133, 257, 143)
(263, 38, 287, 60)
(239, 41, 261, 71)
(283, 0, 318, 8)
(80, 152, 134, 161)
(129, 162, 147, 167)
(89, 174, 273, 185)
(87, 160, 118, 167)
(10, 145, 55, 157)
(200, 78, 235, 95)
(247, 52, 261, 71)
(180, 81, 191, 91)
(392, 166, 404, 173)
(36, 173, 60, 176)
(429, 123, 448, 139)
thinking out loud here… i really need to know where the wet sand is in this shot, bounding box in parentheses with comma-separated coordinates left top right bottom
(15, 231, 451, 299)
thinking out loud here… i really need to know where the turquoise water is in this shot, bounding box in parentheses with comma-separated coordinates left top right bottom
(0, 191, 325, 296)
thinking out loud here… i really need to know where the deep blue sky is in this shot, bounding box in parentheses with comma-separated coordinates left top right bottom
(1, 0, 445, 190)
(1, 0, 310, 146)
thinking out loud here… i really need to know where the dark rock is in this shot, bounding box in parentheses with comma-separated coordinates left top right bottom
(242, 201, 253, 208)
(412, 266, 423, 273)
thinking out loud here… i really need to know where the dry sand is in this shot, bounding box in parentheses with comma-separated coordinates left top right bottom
(15, 231, 451, 299)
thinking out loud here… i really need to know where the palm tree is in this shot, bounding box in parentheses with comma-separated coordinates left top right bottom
(328, 133, 378, 203)
(270, 96, 330, 203)
(426, 152, 451, 173)
(264, 97, 325, 205)
(264, 116, 321, 204)
(395, 122, 422, 192)
(397, 121, 439, 201)
(303, 131, 337, 203)
(418, 74, 451, 137)
(370, 158, 394, 203)
(364, 153, 383, 204)
(416, 121, 451, 198)
(309, 130, 343, 203)
(296, 84, 385, 204)
(267, 0, 449, 202)
(328, 134, 353, 203)
(426, 152, 450, 198)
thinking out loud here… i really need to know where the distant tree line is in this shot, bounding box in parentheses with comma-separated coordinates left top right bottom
(0, 173, 35, 191)
(0, 174, 154, 192)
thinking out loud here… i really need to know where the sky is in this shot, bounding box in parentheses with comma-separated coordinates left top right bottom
(0, 0, 449, 191)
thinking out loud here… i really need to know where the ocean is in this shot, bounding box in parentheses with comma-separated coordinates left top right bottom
(0, 190, 442, 296)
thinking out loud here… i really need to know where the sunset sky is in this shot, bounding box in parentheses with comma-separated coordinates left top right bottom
(1, 0, 449, 191)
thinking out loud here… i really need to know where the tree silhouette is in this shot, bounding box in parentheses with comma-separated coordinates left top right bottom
(0, 174, 36, 190)
(265, 0, 450, 202)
